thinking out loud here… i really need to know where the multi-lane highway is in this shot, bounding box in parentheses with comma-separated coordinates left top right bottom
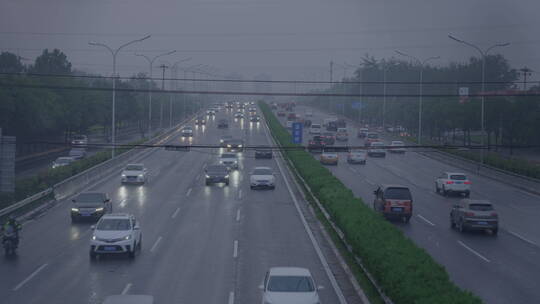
(285, 105, 540, 304)
(0, 106, 364, 304)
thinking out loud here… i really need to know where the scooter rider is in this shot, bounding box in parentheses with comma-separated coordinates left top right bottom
(2, 215, 22, 248)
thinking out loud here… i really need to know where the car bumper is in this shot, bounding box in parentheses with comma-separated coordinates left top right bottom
(221, 163, 238, 169)
(121, 176, 145, 183)
(368, 151, 386, 157)
(446, 187, 470, 193)
(71, 211, 105, 220)
(90, 240, 133, 254)
(320, 159, 338, 165)
(464, 220, 498, 230)
(250, 182, 275, 189)
(206, 178, 229, 184)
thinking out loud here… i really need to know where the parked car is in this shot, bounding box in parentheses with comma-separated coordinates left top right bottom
(336, 128, 348, 141)
(321, 132, 335, 146)
(255, 149, 272, 159)
(52, 156, 75, 169)
(450, 199, 498, 235)
(260, 267, 322, 304)
(357, 128, 369, 138)
(195, 116, 206, 125)
(309, 124, 322, 135)
(364, 132, 380, 146)
(308, 136, 325, 153)
(121, 163, 148, 184)
(388, 141, 406, 153)
(71, 192, 112, 222)
(373, 185, 413, 222)
(218, 119, 229, 129)
(347, 150, 367, 164)
(250, 167, 276, 189)
(219, 152, 239, 169)
(320, 151, 339, 165)
(69, 148, 86, 160)
(368, 142, 386, 157)
(89, 213, 142, 259)
(205, 164, 230, 186)
(435, 172, 471, 197)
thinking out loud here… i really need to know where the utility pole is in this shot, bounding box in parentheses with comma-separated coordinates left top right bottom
(159, 64, 169, 129)
(330, 61, 333, 112)
(519, 67, 533, 91)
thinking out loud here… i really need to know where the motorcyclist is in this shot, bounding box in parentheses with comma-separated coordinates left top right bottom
(2, 215, 21, 248)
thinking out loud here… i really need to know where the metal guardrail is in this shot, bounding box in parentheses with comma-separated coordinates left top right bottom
(0, 114, 197, 218)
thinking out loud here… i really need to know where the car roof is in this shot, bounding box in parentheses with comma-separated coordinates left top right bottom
(444, 172, 467, 176)
(101, 213, 133, 220)
(126, 163, 143, 166)
(221, 153, 237, 157)
(102, 295, 154, 304)
(269, 267, 311, 276)
(380, 184, 409, 190)
(254, 166, 271, 170)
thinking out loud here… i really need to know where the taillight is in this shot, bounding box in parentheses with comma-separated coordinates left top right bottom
(464, 181, 472, 185)
(403, 201, 412, 207)
(446, 181, 454, 184)
(464, 212, 475, 217)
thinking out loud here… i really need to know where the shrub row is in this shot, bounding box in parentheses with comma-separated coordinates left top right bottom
(259, 101, 481, 304)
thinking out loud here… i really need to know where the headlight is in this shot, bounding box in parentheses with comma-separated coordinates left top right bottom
(71, 208, 79, 212)
(92, 235, 96, 240)
(138, 174, 143, 177)
(205, 174, 210, 178)
(220, 139, 224, 143)
(238, 145, 243, 148)
(227, 144, 232, 148)
(122, 174, 126, 177)
(124, 235, 132, 240)
(224, 175, 229, 178)
(95, 207, 104, 212)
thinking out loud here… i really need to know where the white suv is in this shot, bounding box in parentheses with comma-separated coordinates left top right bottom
(90, 213, 142, 259)
(259, 267, 322, 304)
(435, 172, 471, 197)
(121, 164, 148, 184)
(309, 124, 321, 135)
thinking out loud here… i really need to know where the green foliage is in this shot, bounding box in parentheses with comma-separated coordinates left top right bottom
(259, 102, 482, 304)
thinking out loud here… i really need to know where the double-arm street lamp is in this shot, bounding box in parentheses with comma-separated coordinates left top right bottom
(89, 35, 151, 158)
(134, 50, 176, 136)
(395, 51, 440, 145)
(448, 35, 510, 166)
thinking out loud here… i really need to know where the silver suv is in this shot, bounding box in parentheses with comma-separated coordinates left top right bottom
(450, 199, 498, 235)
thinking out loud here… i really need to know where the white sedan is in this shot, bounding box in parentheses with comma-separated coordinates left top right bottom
(260, 267, 322, 304)
(388, 141, 406, 153)
(220, 153, 239, 170)
(250, 167, 276, 189)
(90, 213, 142, 259)
(121, 164, 148, 184)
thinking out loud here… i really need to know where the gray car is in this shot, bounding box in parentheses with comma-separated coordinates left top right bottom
(450, 199, 498, 235)
(71, 192, 112, 222)
(205, 164, 230, 186)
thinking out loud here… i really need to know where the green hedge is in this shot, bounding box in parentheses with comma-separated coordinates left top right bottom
(259, 101, 481, 304)
(1, 139, 146, 208)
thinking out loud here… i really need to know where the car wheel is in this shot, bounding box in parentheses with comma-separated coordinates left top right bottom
(403, 216, 411, 223)
(464, 191, 470, 198)
(435, 183, 440, 193)
(129, 243, 136, 259)
(271, 186, 276, 190)
(458, 220, 466, 233)
(205, 181, 210, 186)
(90, 250, 97, 259)
(225, 181, 230, 186)
(442, 186, 448, 197)
(450, 217, 455, 228)
(491, 228, 498, 236)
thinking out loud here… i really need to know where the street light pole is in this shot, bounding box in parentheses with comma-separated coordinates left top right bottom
(161, 58, 192, 127)
(448, 35, 510, 166)
(89, 35, 150, 158)
(134, 50, 176, 136)
(395, 51, 439, 145)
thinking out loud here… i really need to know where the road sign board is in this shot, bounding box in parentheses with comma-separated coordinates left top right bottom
(351, 101, 363, 109)
(292, 122, 303, 144)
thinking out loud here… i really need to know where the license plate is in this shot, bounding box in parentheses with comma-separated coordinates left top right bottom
(477, 221, 488, 225)
(81, 213, 91, 217)
(455, 181, 462, 184)
(392, 207, 403, 212)
(104, 246, 116, 251)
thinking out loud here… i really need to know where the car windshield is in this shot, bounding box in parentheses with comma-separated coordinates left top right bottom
(76, 193, 105, 203)
(267, 276, 315, 292)
(450, 175, 467, 180)
(384, 188, 412, 200)
(469, 204, 494, 211)
(253, 168, 272, 175)
(221, 153, 236, 159)
(392, 141, 404, 146)
(97, 219, 131, 231)
(367, 133, 379, 139)
(207, 165, 228, 173)
(125, 165, 143, 171)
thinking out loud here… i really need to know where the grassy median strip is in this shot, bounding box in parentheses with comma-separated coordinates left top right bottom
(259, 101, 482, 304)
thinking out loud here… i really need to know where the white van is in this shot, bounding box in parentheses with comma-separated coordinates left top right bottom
(309, 124, 322, 135)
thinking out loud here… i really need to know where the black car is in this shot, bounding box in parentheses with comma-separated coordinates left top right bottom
(218, 119, 229, 128)
(205, 165, 230, 186)
(220, 135, 233, 147)
(71, 192, 112, 222)
(195, 116, 206, 125)
(255, 149, 272, 159)
(308, 136, 326, 153)
(250, 115, 260, 122)
(326, 122, 338, 132)
(226, 139, 244, 152)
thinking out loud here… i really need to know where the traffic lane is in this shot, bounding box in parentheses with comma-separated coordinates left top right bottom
(0, 129, 207, 303)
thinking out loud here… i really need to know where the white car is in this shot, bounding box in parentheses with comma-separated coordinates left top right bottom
(90, 213, 142, 259)
(309, 124, 321, 135)
(250, 167, 275, 189)
(121, 163, 148, 184)
(52, 156, 75, 169)
(336, 128, 348, 141)
(260, 267, 322, 304)
(220, 153, 239, 169)
(435, 172, 471, 197)
(388, 141, 406, 153)
(305, 111, 313, 117)
(368, 142, 386, 157)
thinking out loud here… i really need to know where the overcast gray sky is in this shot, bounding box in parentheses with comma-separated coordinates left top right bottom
(2, 0, 540, 84)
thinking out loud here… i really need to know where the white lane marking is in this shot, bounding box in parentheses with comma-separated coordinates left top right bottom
(119, 199, 127, 208)
(364, 179, 375, 186)
(228, 291, 235, 304)
(172, 207, 180, 219)
(150, 236, 163, 253)
(236, 208, 241, 222)
(507, 230, 538, 247)
(121, 283, 132, 295)
(186, 188, 192, 197)
(13, 264, 48, 291)
(517, 189, 540, 198)
(458, 240, 491, 263)
(417, 214, 435, 226)
(261, 120, 348, 304)
(233, 240, 238, 258)
(238, 189, 243, 200)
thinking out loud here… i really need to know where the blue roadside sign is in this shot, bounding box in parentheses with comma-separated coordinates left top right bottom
(351, 101, 363, 109)
(292, 122, 303, 144)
